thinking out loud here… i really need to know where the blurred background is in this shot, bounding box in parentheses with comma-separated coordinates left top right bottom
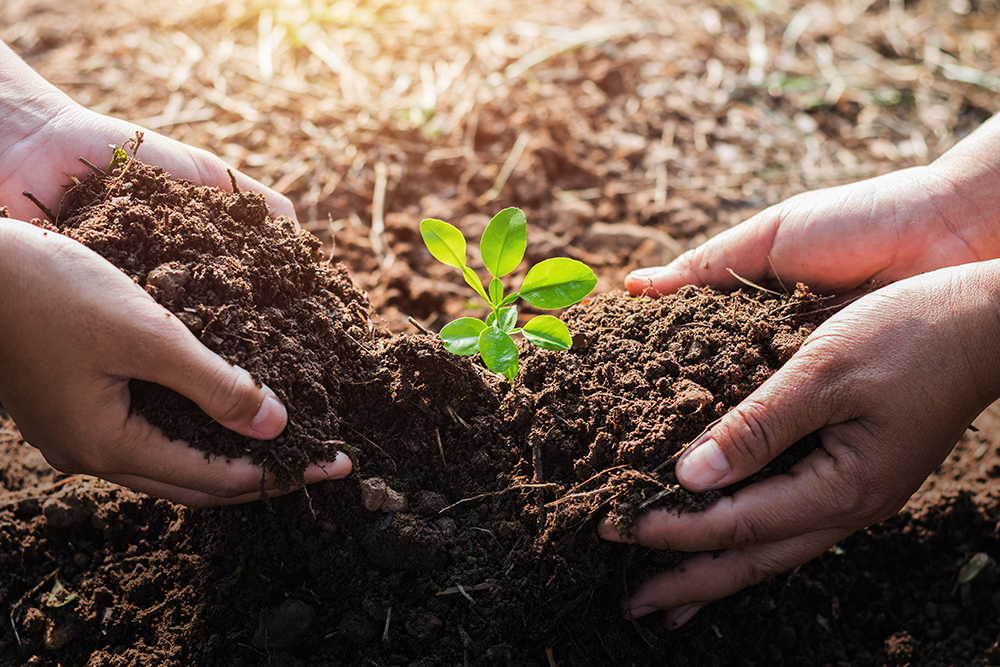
(4, 0, 999, 330)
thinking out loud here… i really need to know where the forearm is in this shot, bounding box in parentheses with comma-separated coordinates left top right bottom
(922, 113, 1000, 258)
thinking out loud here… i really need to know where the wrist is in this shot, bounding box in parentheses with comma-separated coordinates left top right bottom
(922, 115, 1000, 260)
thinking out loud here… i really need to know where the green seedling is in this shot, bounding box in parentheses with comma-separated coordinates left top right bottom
(420, 207, 597, 379)
(107, 145, 129, 173)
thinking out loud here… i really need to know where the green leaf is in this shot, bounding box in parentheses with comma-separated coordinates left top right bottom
(486, 307, 517, 331)
(462, 266, 490, 303)
(107, 146, 128, 173)
(486, 306, 518, 332)
(522, 315, 573, 350)
(519, 258, 598, 309)
(479, 326, 519, 377)
(440, 318, 487, 355)
(488, 277, 504, 306)
(498, 292, 520, 308)
(480, 207, 527, 278)
(420, 219, 467, 268)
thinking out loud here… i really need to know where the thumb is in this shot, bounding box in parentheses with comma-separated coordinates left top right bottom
(675, 371, 824, 492)
(624, 213, 781, 297)
(129, 312, 288, 440)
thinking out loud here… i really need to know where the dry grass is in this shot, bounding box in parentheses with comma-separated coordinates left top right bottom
(4, 0, 999, 314)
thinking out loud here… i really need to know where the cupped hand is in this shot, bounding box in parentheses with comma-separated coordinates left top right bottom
(0, 218, 350, 508)
(601, 260, 1000, 627)
(0, 40, 295, 223)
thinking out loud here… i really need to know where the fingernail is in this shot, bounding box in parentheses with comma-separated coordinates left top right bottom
(250, 389, 287, 439)
(663, 603, 703, 630)
(305, 452, 353, 481)
(677, 437, 729, 489)
(597, 518, 634, 543)
(627, 266, 668, 279)
(629, 605, 658, 619)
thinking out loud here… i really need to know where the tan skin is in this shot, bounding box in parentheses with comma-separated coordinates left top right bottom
(0, 41, 351, 507)
(599, 114, 1000, 628)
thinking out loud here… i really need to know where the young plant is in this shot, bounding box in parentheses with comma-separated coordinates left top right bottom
(420, 207, 597, 379)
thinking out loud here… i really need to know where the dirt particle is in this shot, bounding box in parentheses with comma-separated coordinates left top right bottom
(252, 599, 315, 651)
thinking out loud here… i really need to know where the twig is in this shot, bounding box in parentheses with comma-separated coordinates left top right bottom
(78, 157, 107, 177)
(544, 486, 613, 507)
(370, 161, 395, 268)
(726, 268, 780, 295)
(533, 436, 546, 531)
(382, 606, 392, 646)
(479, 131, 530, 204)
(21, 192, 54, 221)
(407, 316, 435, 335)
(435, 428, 446, 466)
(436, 582, 496, 597)
(445, 404, 470, 429)
(546, 647, 558, 667)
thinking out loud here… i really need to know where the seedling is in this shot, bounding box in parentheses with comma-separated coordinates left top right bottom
(420, 207, 597, 379)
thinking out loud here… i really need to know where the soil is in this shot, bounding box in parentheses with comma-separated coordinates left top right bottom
(4, 153, 1000, 667)
(4, 0, 1000, 665)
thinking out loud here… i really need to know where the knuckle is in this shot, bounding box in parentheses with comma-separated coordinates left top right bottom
(209, 369, 259, 426)
(727, 512, 763, 549)
(723, 401, 781, 467)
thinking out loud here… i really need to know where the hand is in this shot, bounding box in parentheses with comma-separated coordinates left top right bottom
(625, 115, 1000, 299)
(601, 261, 1000, 627)
(0, 41, 295, 223)
(0, 219, 351, 507)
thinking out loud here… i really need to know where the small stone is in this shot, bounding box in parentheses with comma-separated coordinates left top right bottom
(252, 599, 315, 651)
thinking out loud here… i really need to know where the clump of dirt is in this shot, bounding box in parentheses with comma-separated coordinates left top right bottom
(4, 157, 837, 666)
(43, 151, 377, 486)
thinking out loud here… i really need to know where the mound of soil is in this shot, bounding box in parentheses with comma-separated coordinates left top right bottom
(4, 157, 999, 667)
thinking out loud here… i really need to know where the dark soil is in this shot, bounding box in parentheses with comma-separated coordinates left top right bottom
(0, 158, 867, 667)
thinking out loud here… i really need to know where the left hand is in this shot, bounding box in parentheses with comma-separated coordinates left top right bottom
(600, 260, 1000, 628)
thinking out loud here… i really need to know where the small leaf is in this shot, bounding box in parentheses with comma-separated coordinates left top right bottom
(480, 207, 527, 278)
(522, 315, 573, 350)
(462, 266, 490, 303)
(479, 326, 519, 377)
(420, 219, 467, 268)
(107, 145, 128, 173)
(497, 306, 518, 332)
(485, 307, 517, 331)
(519, 258, 597, 309)
(489, 277, 504, 306)
(498, 292, 520, 308)
(440, 318, 487, 355)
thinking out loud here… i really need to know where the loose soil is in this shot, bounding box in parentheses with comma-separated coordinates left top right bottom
(4, 157, 1000, 667)
(5, 0, 1000, 665)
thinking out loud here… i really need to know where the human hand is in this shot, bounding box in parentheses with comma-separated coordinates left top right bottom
(601, 261, 1000, 627)
(0, 218, 350, 508)
(625, 114, 1000, 299)
(0, 41, 295, 223)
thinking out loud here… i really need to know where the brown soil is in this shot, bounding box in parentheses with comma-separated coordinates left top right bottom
(4, 0, 1000, 665)
(5, 154, 1000, 667)
(4, 157, 836, 666)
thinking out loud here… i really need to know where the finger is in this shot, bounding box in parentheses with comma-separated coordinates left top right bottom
(103, 458, 349, 508)
(94, 416, 352, 505)
(611, 441, 867, 551)
(114, 307, 290, 440)
(624, 213, 781, 296)
(626, 527, 851, 626)
(672, 335, 852, 492)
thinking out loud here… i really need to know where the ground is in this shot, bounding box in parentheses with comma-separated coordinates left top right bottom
(3, 0, 1000, 665)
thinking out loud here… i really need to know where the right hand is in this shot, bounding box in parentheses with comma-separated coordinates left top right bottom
(0, 219, 351, 508)
(625, 162, 1000, 300)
